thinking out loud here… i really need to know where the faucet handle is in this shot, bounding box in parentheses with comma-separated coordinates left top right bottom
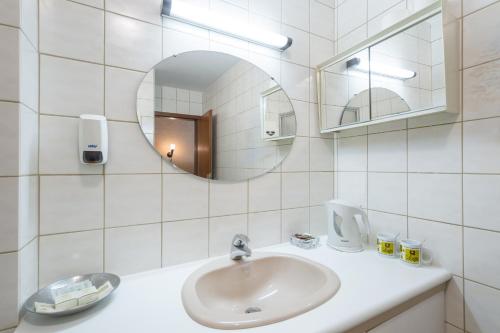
(232, 234, 250, 247)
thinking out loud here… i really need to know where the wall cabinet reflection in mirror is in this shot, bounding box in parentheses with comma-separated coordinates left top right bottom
(317, 1, 459, 132)
(137, 51, 296, 182)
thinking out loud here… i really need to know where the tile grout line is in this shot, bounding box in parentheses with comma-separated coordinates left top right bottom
(102, 0, 107, 274)
(37, 0, 42, 293)
(460, 0, 466, 326)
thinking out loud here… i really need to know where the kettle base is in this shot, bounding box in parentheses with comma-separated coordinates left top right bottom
(327, 241, 364, 253)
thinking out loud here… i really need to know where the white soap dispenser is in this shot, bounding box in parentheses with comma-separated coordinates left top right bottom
(78, 114, 108, 165)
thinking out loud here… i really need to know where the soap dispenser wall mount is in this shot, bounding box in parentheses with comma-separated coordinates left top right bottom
(78, 114, 108, 165)
(325, 199, 370, 252)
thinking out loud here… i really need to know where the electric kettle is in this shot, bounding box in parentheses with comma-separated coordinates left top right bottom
(324, 199, 370, 252)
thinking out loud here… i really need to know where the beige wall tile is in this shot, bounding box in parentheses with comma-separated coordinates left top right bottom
(209, 181, 248, 216)
(40, 175, 103, 234)
(0, 252, 18, 330)
(249, 173, 281, 212)
(39, 230, 103, 287)
(105, 174, 161, 227)
(248, 210, 282, 248)
(105, 13, 162, 71)
(40, 0, 104, 62)
(465, 280, 500, 333)
(105, 224, 161, 275)
(408, 217, 463, 275)
(408, 123, 462, 173)
(408, 173, 462, 224)
(209, 214, 247, 256)
(464, 227, 500, 289)
(463, 118, 500, 173)
(163, 174, 208, 221)
(40, 55, 104, 117)
(163, 219, 208, 266)
(463, 1, 500, 68)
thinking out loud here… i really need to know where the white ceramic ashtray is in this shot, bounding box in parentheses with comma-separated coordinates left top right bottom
(24, 273, 120, 317)
(289, 233, 320, 249)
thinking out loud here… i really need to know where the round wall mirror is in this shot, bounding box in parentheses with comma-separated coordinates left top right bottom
(137, 51, 296, 182)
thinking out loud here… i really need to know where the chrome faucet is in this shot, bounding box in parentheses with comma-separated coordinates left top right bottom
(230, 234, 252, 260)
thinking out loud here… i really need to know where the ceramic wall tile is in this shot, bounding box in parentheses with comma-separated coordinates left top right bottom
(408, 123, 462, 173)
(282, 172, 310, 209)
(465, 280, 500, 333)
(39, 230, 103, 287)
(463, 59, 500, 121)
(106, 121, 161, 174)
(249, 173, 281, 212)
(163, 219, 209, 266)
(106, 0, 162, 25)
(105, 67, 146, 122)
(464, 227, 500, 289)
(40, 55, 104, 117)
(463, 118, 500, 173)
(368, 172, 407, 215)
(309, 172, 334, 205)
(209, 181, 248, 216)
(445, 276, 464, 329)
(367, 210, 407, 245)
(105, 224, 161, 275)
(463, 1, 500, 68)
(282, 0, 310, 31)
(0, 27, 19, 103)
(282, 207, 310, 240)
(248, 210, 282, 248)
(0, 252, 17, 330)
(105, 174, 161, 227)
(368, 130, 407, 172)
(105, 12, 162, 71)
(163, 174, 208, 221)
(408, 217, 463, 275)
(40, 0, 104, 62)
(209, 214, 247, 256)
(408, 173, 462, 224)
(40, 175, 104, 234)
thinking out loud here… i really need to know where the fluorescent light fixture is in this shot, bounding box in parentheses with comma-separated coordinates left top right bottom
(162, 0, 292, 51)
(346, 57, 416, 80)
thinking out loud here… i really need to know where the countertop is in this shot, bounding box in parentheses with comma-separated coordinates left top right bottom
(16, 237, 451, 333)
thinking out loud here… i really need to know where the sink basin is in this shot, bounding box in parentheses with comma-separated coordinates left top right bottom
(181, 252, 341, 329)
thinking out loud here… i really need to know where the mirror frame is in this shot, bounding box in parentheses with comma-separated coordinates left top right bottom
(316, 0, 459, 133)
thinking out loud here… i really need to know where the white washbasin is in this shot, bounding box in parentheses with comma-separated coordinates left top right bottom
(181, 252, 341, 329)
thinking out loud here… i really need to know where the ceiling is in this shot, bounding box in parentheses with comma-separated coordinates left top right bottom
(154, 51, 240, 91)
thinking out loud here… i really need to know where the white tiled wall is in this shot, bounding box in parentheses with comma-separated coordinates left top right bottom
(332, 0, 500, 332)
(157, 86, 203, 116)
(0, 0, 39, 331)
(31, 0, 335, 294)
(1, 0, 499, 332)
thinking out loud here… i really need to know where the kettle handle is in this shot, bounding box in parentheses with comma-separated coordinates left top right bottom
(354, 210, 370, 245)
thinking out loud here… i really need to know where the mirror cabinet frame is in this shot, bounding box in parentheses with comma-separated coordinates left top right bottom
(316, 0, 460, 133)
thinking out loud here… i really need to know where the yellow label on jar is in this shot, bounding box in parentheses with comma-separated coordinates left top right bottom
(377, 240, 395, 256)
(401, 247, 420, 264)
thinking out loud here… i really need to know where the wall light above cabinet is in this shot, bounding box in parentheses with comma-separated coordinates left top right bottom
(346, 57, 416, 80)
(161, 0, 293, 51)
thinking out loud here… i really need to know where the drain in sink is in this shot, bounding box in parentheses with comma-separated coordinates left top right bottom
(245, 307, 262, 314)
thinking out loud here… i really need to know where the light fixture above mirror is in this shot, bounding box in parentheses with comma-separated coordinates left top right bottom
(161, 0, 292, 51)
